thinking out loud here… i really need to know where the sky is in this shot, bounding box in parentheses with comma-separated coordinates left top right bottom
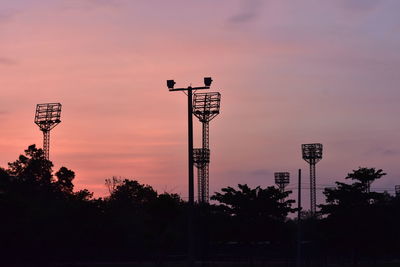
(1, 0, 400, 208)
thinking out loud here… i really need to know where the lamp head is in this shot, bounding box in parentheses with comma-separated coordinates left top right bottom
(167, 80, 176, 89)
(204, 77, 213, 87)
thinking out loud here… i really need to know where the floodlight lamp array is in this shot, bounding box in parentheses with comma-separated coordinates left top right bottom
(193, 92, 221, 122)
(302, 143, 323, 163)
(166, 77, 213, 91)
(274, 172, 290, 186)
(396, 185, 400, 197)
(34, 103, 62, 131)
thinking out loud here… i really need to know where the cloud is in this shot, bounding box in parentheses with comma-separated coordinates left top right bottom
(229, 0, 264, 24)
(61, 151, 154, 160)
(335, 0, 382, 12)
(382, 149, 400, 156)
(0, 57, 17, 65)
(0, 8, 18, 24)
(60, 0, 123, 11)
(81, 0, 122, 7)
(223, 168, 274, 185)
(249, 169, 273, 177)
(365, 147, 400, 157)
(226, 168, 273, 177)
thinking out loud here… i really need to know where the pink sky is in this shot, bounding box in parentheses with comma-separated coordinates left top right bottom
(1, 0, 400, 208)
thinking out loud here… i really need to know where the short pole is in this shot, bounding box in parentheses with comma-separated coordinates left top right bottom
(297, 169, 302, 267)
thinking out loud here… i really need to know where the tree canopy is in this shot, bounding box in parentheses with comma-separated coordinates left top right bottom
(211, 184, 295, 221)
(1, 146, 400, 264)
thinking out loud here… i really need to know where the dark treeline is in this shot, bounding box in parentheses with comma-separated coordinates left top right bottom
(1, 145, 400, 265)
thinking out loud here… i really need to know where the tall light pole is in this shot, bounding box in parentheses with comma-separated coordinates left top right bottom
(167, 77, 213, 265)
(302, 143, 323, 215)
(34, 103, 62, 160)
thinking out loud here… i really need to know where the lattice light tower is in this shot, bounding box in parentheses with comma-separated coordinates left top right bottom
(193, 148, 210, 203)
(302, 143, 323, 215)
(396, 185, 400, 197)
(275, 172, 290, 193)
(34, 103, 62, 160)
(193, 92, 221, 203)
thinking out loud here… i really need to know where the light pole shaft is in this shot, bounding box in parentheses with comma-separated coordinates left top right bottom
(297, 169, 302, 267)
(188, 86, 194, 205)
(187, 86, 194, 265)
(43, 130, 50, 160)
(310, 160, 316, 215)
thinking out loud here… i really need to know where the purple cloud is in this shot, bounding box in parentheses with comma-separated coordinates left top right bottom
(335, 0, 382, 12)
(229, 0, 264, 24)
(60, 0, 123, 11)
(0, 8, 18, 23)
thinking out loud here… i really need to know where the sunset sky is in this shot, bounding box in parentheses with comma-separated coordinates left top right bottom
(1, 0, 400, 208)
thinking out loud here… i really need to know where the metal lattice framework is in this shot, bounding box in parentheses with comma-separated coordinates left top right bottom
(302, 143, 323, 215)
(193, 148, 210, 203)
(274, 172, 290, 192)
(193, 148, 210, 166)
(274, 172, 290, 204)
(34, 103, 62, 160)
(396, 185, 400, 197)
(193, 92, 221, 203)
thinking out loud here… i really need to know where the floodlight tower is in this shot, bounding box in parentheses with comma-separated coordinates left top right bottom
(395, 185, 400, 197)
(301, 143, 323, 215)
(34, 103, 62, 160)
(193, 92, 221, 203)
(274, 172, 290, 196)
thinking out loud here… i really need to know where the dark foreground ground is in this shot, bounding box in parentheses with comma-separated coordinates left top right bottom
(3, 261, 400, 267)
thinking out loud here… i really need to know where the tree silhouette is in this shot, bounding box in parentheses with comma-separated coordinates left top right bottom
(210, 183, 295, 257)
(345, 167, 386, 193)
(321, 167, 388, 217)
(211, 184, 294, 220)
(319, 167, 392, 264)
(55, 166, 75, 193)
(0, 145, 99, 262)
(7, 144, 53, 186)
(105, 176, 122, 195)
(109, 179, 158, 205)
(2, 146, 400, 264)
